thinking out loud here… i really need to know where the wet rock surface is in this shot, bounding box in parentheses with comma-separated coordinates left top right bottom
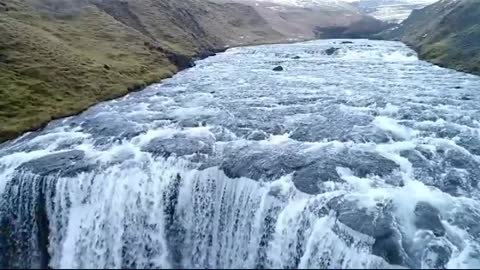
(18, 150, 91, 177)
(220, 143, 307, 180)
(325, 47, 340, 55)
(414, 202, 445, 237)
(327, 196, 407, 266)
(293, 149, 399, 194)
(273, 65, 284, 71)
(143, 134, 214, 158)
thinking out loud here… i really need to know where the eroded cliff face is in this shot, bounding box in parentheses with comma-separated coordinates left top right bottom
(381, 0, 480, 75)
(0, 0, 284, 143)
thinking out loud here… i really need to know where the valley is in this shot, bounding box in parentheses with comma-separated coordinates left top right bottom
(1, 1, 480, 269)
(2, 39, 480, 269)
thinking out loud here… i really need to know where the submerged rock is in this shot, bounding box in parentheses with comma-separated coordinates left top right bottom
(80, 115, 143, 140)
(293, 160, 343, 194)
(220, 144, 307, 180)
(142, 134, 214, 158)
(327, 197, 408, 266)
(293, 150, 399, 194)
(247, 130, 268, 141)
(325, 47, 340, 55)
(414, 202, 445, 237)
(18, 150, 91, 177)
(421, 244, 452, 269)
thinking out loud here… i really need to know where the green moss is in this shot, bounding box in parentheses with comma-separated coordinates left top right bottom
(0, 3, 180, 142)
(0, 0, 285, 143)
(392, 0, 480, 76)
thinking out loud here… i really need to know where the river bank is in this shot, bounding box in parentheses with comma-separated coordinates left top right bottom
(379, 0, 480, 77)
(0, 0, 394, 144)
(0, 0, 288, 143)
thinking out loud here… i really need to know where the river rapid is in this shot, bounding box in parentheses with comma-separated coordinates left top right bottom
(1, 39, 480, 269)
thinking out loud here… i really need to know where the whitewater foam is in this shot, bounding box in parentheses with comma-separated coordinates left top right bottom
(1, 39, 480, 269)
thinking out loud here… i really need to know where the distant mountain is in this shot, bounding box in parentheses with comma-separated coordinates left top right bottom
(223, 0, 435, 25)
(251, 0, 355, 9)
(349, 0, 437, 23)
(215, 0, 390, 40)
(382, 0, 480, 75)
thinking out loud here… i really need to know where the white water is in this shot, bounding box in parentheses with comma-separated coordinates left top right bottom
(1, 39, 480, 269)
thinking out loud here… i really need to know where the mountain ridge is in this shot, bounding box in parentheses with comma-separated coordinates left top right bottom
(215, 0, 390, 40)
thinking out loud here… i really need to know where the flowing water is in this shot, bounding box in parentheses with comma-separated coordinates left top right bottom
(1, 39, 480, 269)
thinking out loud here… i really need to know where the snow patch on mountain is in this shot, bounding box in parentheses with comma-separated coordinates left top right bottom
(250, 0, 437, 21)
(253, 0, 354, 9)
(351, 0, 437, 23)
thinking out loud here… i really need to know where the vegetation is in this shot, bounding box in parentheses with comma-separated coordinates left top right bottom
(382, 0, 480, 75)
(0, 0, 283, 142)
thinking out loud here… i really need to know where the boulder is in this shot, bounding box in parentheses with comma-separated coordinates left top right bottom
(293, 150, 399, 195)
(421, 244, 452, 269)
(272, 66, 284, 71)
(166, 52, 195, 69)
(414, 202, 445, 237)
(293, 160, 343, 194)
(18, 150, 91, 177)
(292, 56, 301, 59)
(80, 115, 143, 141)
(327, 197, 408, 266)
(142, 134, 213, 158)
(327, 197, 396, 239)
(325, 47, 340, 55)
(220, 144, 307, 180)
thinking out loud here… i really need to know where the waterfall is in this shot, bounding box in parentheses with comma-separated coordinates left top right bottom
(2, 39, 480, 268)
(0, 156, 390, 268)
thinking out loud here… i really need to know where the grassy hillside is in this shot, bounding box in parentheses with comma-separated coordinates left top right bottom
(382, 0, 480, 75)
(0, 0, 283, 143)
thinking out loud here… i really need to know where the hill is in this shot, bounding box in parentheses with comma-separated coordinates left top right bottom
(215, 0, 390, 40)
(381, 0, 480, 75)
(0, 0, 284, 143)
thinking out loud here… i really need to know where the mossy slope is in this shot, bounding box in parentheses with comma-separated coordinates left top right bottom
(0, 0, 283, 142)
(382, 0, 480, 75)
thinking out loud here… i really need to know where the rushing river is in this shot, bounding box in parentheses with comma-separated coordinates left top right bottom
(1, 39, 480, 269)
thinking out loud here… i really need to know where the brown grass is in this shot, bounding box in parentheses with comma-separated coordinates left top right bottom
(0, 0, 283, 142)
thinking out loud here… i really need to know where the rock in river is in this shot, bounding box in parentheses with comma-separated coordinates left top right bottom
(273, 65, 284, 71)
(325, 47, 340, 55)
